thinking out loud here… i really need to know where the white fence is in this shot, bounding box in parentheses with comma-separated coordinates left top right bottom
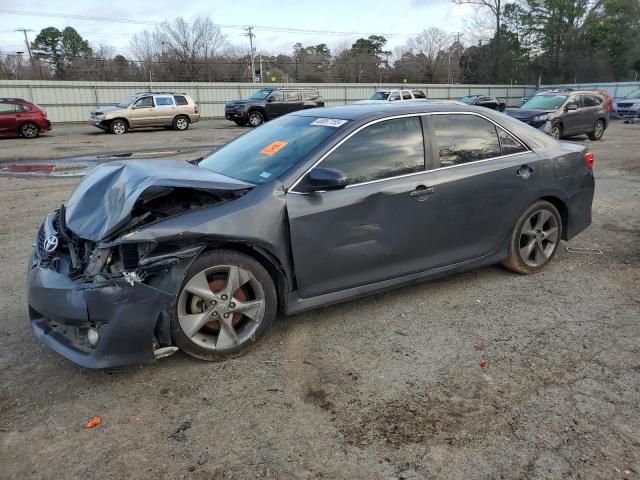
(542, 81, 640, 98)
(0, 80, 536, 123)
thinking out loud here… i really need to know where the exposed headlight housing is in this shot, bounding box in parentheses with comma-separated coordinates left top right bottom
(532, 114, 550, 122)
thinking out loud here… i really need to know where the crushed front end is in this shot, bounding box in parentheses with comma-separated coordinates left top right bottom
(27, 206, 203, 368)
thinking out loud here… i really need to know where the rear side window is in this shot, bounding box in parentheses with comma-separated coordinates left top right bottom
(155, 96, 175, 107)
(174, 95, 189, 105)
(286, 91, 300, 101)
(401, 91, 412, 100)
(412, 90, 426, 99)
(320, 116, 425, 185)
(582, 95, 601, 107)
(497, 128, 527, 156)
(431, 114, 501, 166)
(389, 92, 401, 101)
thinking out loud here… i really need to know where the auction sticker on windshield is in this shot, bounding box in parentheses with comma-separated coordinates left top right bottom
(310, 118, 348, 128)
(260, 140, 288, 156)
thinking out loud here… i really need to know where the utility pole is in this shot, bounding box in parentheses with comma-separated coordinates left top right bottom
(244, 26, 256, 83)
(15, 28, 34, 77)
(259, 53, 263, 83)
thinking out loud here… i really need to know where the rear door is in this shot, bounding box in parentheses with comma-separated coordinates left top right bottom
(283, 90, 304, 114)
(153, 95, 177, 125)
(422, 113, 541, 267)
(580, 94, 603, 133)
(0, 103, 18, 135)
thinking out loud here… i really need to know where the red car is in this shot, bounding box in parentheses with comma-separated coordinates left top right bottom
(0, 98, 52, 139)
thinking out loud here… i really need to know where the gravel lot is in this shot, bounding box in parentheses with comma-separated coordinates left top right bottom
(0, 120, 638, 480)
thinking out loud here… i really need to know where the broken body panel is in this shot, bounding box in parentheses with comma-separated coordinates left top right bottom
(27, 103, 595, 368)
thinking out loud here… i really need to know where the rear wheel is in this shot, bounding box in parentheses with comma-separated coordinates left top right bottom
(173, 115, 190, 131)
(248, 110, 264, 127)
(20, 122, 39, 139)
(503, 201, 562, 274)
(109, 119, 128, 135)
(588, 119, 605, 141)
(171, 250, 277, 361)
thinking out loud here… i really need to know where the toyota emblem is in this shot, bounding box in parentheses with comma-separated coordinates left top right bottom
(43, 235, 59, 253)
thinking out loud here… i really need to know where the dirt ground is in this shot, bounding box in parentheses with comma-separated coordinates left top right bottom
(0, 121, 638, 480)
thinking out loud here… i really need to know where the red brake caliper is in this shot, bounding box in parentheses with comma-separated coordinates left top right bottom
(205, 278, 248, 329)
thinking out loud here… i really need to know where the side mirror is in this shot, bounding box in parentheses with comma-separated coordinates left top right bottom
(306, 167, 348, 192)
(266, 97, 275, 103)
(565, 103, 578, 111)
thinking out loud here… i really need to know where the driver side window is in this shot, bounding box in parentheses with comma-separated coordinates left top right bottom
(135, 96, 154, 108)
(268, 91, 284, 102)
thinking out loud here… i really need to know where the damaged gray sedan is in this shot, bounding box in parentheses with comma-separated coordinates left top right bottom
(27, 103, 595, 368)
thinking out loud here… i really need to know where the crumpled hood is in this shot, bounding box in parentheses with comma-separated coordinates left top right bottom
(91, 106, 125, 116)
(505, 108, 551, 121)
(65, 160, 253, 241)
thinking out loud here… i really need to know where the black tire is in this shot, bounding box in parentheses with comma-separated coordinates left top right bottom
(171, 250, 277, 362)
(173, 115, 190, 131)
(247, 110, 264, 127)
(20, 122, 40, 139)
(109, 119, 128, 135)
(551, 123, 562, 140)
(234, 120, 248, 127)
(588, 119, 605, 141)
(503, 200, 563, 274)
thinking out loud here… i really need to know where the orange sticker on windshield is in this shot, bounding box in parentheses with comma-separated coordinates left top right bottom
(260, 140, 288, 156)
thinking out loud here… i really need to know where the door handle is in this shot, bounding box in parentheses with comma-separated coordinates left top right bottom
(409, 185, 436, 199)
(517, 165, 534, 179)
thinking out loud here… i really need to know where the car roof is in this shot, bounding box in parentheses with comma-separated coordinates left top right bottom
(0, 97, 27, 103)
(291, 101, 486, 121)
(536, 90, 603, 97)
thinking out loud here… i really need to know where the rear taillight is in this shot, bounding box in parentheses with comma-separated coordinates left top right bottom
(584, 151, 594, 170)
(38, 110, 47, 118)
(194, 104, 199, 114)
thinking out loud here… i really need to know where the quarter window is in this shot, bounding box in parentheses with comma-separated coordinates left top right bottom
(497, 128, 527, 156)
(173, 95, 189, 105)
(412, 90, 426, 99)
(431, 114, 501, 166)
(155, 96, 175, 107)
(401, 90, 412, 100)
(320, 116, 425, 185)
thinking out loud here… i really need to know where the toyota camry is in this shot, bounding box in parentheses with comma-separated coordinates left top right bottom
(27, 102, 594, 368)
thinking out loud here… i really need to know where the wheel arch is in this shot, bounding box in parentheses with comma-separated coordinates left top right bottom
(19, 120, 40, 132)
(200, 241, 289, 312)
(538, 195, 569, 240)
(109, 117, 130, 128)
(248, 106, 267, 120)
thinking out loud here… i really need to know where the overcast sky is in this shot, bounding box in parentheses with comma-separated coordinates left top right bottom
(0, 0, 475, 58)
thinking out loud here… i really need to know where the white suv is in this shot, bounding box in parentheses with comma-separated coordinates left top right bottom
(353, 89, 427, 105)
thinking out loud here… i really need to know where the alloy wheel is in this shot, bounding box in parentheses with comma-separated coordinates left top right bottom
(21, 123, 39, 138)
(551, 126, 561, 140)
(593, 121, 604, 139)
(177, 265, 266, 351)
(112, 122, 126, 135)
(249, 112, 263, 127)
(518, 209, 560, 268)
(175, 117, 188, 130)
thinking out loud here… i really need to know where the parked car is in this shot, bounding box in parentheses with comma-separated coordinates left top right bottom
(613, 88, 640, 119)
(506, 91, 608, 140)
(353, 88, 427, 105)
(520, 87, 574, 106)
(459, 95, 506, 112)
(225, 88, 324, 127)
(90, 92, 200, 135)
(0, 98, 51, 139)
(27, 102, 594, 368)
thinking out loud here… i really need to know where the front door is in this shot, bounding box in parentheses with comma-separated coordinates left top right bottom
(0, 103, 18, 135)
(282, 90, 303, 114)
(561, 94, 585, 135)
(287, 115, 434, 298)
(265, 90, 286, 119)
(129, 96, 156, 127)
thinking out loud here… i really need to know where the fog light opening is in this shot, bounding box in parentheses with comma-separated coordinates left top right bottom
(87, 328, 100, 346)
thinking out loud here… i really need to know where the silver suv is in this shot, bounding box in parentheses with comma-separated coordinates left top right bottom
(90, 92, 200, 134)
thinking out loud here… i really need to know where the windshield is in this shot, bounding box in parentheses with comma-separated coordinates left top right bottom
(198, 115, 347, 184)
(369, 91, 390, 100)
(117, 95, 137, 108)
(522, 94, 568, 110)
(250, 89, 274, 100)
(624, 89, 640, 99)
(460, 95, 478, 104)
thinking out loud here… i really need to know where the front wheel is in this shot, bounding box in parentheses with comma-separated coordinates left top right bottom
(588, 119, 605, 141)
(172, 250, 277, 361)
(551, 123, 562, 140)
(109, 119, 128, 135)
(503, 201, 562, 274)
(20, 122, 40, 139)
(248, 110, 264, 127)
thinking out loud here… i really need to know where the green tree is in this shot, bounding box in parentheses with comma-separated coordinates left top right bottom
(31, 26, 91, 78)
